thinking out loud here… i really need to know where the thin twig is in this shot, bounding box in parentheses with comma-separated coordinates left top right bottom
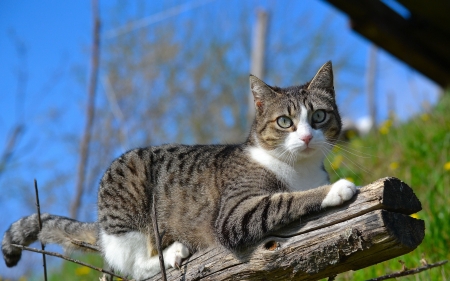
(34, 179, 48, 281)
(365, 260, 448, 281)
(152, 194, 167, 281)
(11, 244, 129, 280)
(70, 239, 101, 252)
(104, 0, 216, 38)
(0, 125, 24, 179)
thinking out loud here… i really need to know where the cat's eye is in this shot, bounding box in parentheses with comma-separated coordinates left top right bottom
(277, 116, 293, 128)
(312, 110, 327, 123)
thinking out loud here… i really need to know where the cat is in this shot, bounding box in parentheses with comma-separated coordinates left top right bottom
(2, 61, 356, 280)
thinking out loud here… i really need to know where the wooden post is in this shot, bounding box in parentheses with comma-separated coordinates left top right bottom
(147, 178, 424, 281)
(248, 9, 269, 127)
(367, 45, 378, 132)
(70, 0, 101, 219)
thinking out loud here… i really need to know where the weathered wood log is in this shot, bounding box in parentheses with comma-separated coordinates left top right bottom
(147, 177, 424, 281)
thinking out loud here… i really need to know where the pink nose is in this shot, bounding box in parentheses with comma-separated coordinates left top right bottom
(301, 134, 313, 145)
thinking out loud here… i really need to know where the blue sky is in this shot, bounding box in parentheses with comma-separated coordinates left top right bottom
(0, 0, 441, 278)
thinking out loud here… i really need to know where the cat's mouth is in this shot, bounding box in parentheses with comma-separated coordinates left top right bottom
(301, 147, 315, 154)
(293, 146, 317, 158)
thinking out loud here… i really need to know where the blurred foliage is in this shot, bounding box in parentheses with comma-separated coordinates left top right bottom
(46, 254, 104, 281)
(324, 91, 450, 280)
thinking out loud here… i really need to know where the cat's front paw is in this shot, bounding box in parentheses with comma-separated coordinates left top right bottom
(321, 179, 356, 208)
(164, 242, 190, 269)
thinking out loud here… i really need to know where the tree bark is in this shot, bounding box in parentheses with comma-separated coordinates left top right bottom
(147, 177, 424, 281)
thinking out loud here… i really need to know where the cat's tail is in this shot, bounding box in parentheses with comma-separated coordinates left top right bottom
(2, 213, 98, 267)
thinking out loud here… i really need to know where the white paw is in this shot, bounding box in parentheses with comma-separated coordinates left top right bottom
(321, 179, 356, 208)
(164, 242, 190, 269)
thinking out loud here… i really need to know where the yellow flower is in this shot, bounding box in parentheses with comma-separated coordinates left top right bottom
(389, 162, 399, 170)
(386, 119, 393, 127)
(379, 126, 389, 135)
(331, 154, 343, 170)
(332, 146, 340, 153)
(379, 119, 393, 135)
(444, 162, 450, 171)
(345, 177, 354, 183)
(345, 129, 357, 139)
(420, 114, 430, 121)
(410, 213, 419, 219)
(75, 266, 91, 276)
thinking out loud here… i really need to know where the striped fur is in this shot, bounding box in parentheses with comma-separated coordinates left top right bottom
(2, 61, 356, 280)
(2, 214, 97, 267)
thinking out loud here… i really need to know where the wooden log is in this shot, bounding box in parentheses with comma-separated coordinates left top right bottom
(146, 177, 424, 281)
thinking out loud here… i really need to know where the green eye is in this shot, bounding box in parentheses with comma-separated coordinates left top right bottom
(312, 110, 326, 123)
(277, 116, 293, 128)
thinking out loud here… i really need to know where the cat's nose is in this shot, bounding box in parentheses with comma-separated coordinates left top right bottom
(301, 134, 313, 145)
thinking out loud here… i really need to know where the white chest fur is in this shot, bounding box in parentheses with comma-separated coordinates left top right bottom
(248, 146, 328, 191)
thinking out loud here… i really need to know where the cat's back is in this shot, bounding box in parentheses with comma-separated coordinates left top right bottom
(150, 143, 259, 188)
(150, 143, 267, 249)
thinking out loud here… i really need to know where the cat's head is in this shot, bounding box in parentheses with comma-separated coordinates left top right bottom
(249, 61, 341, 161)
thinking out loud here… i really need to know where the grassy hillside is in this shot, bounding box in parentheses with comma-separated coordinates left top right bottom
(327, 92, 450, 280)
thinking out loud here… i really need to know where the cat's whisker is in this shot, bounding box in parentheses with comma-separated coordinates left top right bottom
(273, 146, 297, 168)
(324, 145, 371, 176)
(331, 153, 366, 181)
(279, 149, 294, 163)
(328, 138, 375, 149)
(322, 141, 377, 158)
(319, 148, 342, 179)
(332, 143, 376, 158)
(322, 142, 375, 158)
(318, 143, 368, 182)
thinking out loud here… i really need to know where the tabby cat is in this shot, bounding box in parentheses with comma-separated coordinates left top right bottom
(2, 61, 356, 280)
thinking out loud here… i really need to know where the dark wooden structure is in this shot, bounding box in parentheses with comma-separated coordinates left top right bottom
(323, 0, 450, 88)
(148, 178, 424, 281)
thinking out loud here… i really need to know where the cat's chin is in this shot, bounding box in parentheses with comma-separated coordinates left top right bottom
(297, 147, 318, 158)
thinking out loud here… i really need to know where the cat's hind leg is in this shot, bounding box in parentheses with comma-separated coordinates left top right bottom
(129, 241, 189, 279)
(100, 230, 189, 280)
(163, 241, 190, 269)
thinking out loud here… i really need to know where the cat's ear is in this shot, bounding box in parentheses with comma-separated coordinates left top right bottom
(249, 75, 275, 112)
(307, 61, 334, 94)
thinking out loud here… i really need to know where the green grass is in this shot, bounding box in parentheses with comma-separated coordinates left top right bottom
(325, 92, 450, 280)
(46, 254, 105, 281)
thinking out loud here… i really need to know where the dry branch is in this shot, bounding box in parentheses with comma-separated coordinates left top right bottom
(366, 260, 448, 281)
(34, 179, 48, 281)
(11, 244, 129, 281)
(146, 177, 424, 281)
